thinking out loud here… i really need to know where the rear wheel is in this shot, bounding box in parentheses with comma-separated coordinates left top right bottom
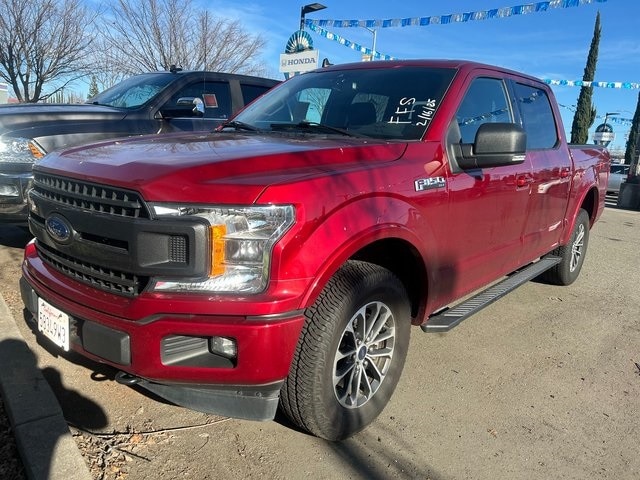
(541, 208, 590, 285)
(280, 260, 411, 441)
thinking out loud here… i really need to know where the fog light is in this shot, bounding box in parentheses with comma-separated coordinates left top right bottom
(0, 184, 20, 197)
(209, 336, 237, 359)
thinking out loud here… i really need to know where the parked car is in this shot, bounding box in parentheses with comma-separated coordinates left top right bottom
(0, 70, 279, 224)
(21, 59, 609, 441)
(608, 164, 629, 193)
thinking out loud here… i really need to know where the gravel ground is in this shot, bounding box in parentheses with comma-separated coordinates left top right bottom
(0, 225, 28, 480)
(0, 395, 26, 479)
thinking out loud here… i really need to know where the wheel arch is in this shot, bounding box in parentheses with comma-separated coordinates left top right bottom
(300, 234, 429, 326)
(579, 185, 600, 226)
(350, 238, 427, 323)
(561, 185, 599, 246)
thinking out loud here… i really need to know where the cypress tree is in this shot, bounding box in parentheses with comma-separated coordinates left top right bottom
(625, 91, 640, 178)
(88, 76, 100, 99)
(570, 12, 601, 144)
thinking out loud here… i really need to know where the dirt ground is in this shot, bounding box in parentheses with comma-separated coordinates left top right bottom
(1, 204, 639, 479)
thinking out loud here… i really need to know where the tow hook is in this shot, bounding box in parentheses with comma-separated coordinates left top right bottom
(115, 371, 142, 385)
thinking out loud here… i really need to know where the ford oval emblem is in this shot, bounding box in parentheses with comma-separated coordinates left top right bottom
(45, 214, 73, 244)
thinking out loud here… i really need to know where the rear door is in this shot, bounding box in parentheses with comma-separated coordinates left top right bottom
(510, 80, 572, 258)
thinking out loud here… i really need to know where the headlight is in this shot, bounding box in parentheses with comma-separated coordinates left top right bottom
(148, 204, 295, 294)
(0, 136, 45, 163)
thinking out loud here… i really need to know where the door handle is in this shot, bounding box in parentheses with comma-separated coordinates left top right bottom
(516, 175, 534, 187)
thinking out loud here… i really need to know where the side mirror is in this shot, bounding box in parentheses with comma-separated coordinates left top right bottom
(176, 96, 197, 106)
(173, 96, 204, 117)
(458, 123, 526, 170)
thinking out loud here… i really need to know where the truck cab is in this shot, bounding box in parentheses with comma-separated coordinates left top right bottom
(0, 70, 278, 224)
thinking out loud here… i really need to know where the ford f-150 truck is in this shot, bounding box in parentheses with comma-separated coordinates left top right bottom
(0, 69, 278, 224)
(20, 60, 609, 441)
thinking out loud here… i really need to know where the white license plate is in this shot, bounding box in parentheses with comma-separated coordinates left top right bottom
(37, 297, 70, 351)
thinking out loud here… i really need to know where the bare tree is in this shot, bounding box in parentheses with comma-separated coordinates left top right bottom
(0, 0, 95, 102)
(87, 41, 129, 92)
(98, 0, 268, 77)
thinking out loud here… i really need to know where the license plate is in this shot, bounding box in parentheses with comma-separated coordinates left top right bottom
(37, 297, 70, 351)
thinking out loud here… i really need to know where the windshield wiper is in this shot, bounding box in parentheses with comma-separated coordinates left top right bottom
(219, 120, 261, 132)
(270, 121, 364, 137)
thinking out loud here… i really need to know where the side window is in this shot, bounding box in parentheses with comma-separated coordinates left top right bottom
(241, 84, 272, 105)
(514, 83, 558, 149)
(456, 78, 512, 143)
(164, 81, 232, 119)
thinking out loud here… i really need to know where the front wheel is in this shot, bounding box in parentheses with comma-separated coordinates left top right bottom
(279, 260, 411, 441)
(541, 208, 590, 285)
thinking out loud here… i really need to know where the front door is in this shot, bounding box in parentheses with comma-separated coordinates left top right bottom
(442, 76, 532, 303)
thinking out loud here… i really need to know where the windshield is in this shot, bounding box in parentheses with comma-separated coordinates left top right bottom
(87, 73, 176, 109)
(232, 66, 456, 141)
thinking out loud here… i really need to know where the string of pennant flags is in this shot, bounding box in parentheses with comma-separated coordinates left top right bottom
(304, 0, 608, 63)
(304, 26, 640, 92)
(307, 24, 396, 60)
(304, 0, 607, 30)
(544, 79, 640, 89)
(558, 103, 633, 126)
(303, 0, 639, 98)
(596, 116, 633, 126)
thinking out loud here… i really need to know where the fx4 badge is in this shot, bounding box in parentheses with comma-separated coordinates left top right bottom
(415, 177, 446, 192)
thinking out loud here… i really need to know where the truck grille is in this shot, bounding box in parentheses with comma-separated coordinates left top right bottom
(33, 172, 150, 219)
(37, 242, 146, 296)
(30, 173, 205, 298)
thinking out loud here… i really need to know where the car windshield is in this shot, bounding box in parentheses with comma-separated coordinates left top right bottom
(611, 165, 629, 175)
(87, 73, 176, 109)
(231, 65, 456, 141)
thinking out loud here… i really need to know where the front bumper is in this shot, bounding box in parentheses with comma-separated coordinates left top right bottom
(0, 170, 32, 224)
(20, 262, 306, 421)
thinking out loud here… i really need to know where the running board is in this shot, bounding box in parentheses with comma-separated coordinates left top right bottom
(421, 256, 562, 333)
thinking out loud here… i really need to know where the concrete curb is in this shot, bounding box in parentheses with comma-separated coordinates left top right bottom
(0, 293, 92, 480)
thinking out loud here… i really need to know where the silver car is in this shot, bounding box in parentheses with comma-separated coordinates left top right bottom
(608, 164, 629, 193)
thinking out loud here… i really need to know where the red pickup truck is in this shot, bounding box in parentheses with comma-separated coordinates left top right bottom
(21, 60, 609, 440)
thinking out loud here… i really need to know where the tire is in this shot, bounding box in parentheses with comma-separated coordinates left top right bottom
(540, 208, 590, 286)
(280, 260, 411, 441)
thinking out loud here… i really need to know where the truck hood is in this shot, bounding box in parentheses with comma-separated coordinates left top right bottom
(0, 103, 126, 133)
(36, 132, 408, 204)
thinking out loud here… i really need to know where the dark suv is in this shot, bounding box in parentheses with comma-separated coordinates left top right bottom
(0, 70, 279, 224)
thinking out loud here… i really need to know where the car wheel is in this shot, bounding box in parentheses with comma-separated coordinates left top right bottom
(541, 208, 590, 286)
(279, 260, 411, 441)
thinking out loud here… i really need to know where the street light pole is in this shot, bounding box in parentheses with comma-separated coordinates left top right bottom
(604, 111, 620, 127)
(300, 3, 326, 31)
(362, 26, 377, 60)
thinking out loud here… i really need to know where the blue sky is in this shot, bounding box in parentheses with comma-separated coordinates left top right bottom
(206, 0, 638, 151)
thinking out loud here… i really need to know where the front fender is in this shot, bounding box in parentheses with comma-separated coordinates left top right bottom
(271, 193, 435, 311)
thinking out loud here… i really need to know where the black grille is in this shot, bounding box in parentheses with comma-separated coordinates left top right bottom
(33, 172, 149, 218)
(169, 235, 188, 263)
(37, 242, 147, 297)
